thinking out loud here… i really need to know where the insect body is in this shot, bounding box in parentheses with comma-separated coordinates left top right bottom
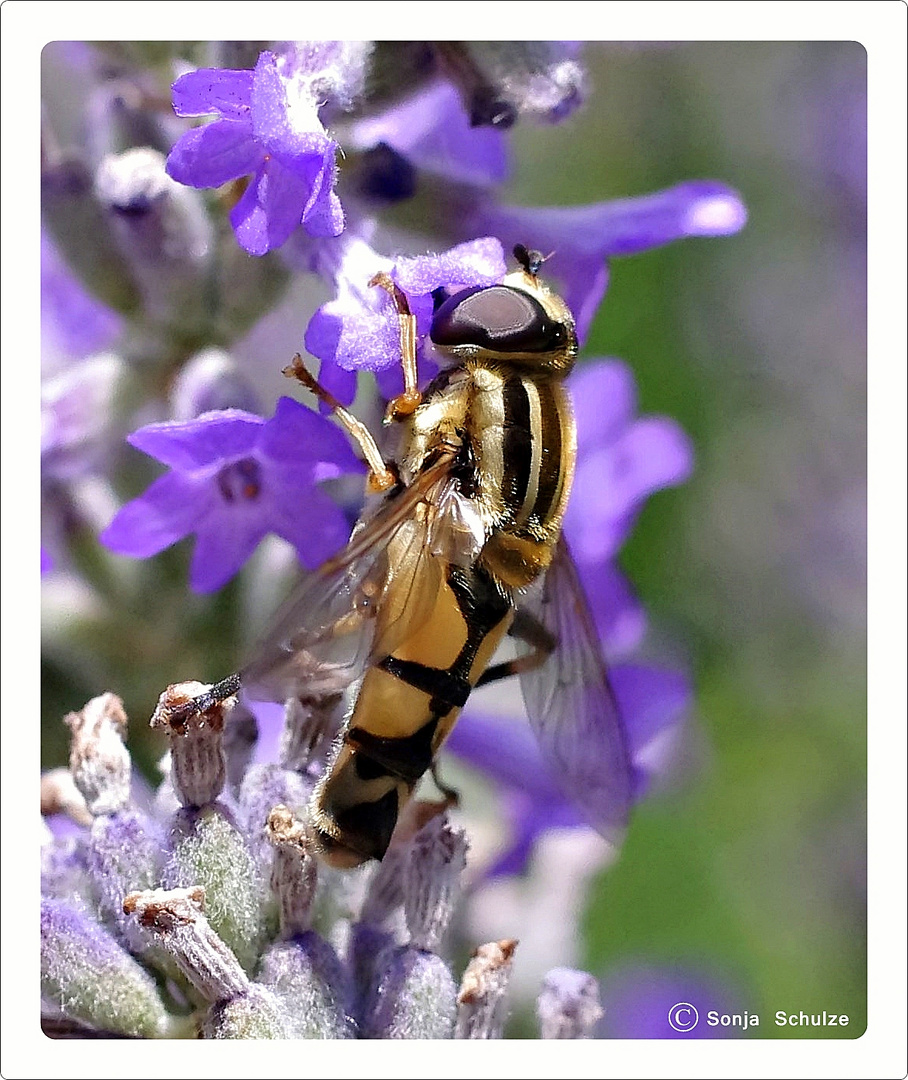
(242, 248, 632, 867)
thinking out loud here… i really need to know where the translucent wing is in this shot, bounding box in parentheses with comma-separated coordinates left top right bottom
(516, 534, 633, 850)
(241, 451, 456, 703)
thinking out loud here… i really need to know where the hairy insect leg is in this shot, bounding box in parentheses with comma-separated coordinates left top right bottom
(283, 353, 397, 493)
(474, 609, 556, 688)
(369, 271, 421, 422)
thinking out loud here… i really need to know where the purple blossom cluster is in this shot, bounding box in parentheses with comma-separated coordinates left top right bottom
(41, 40, 747, 1039)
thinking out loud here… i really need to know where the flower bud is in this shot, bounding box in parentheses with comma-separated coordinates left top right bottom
(537, 967, 604, 1039)
(41, 899, 171, 1038)
(65, 692, 131, 816)
(455, 939, 517, 1039)
(163, 807, 267, 975)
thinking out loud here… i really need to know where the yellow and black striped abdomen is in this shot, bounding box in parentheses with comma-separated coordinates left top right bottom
(470, 364, 576, 589)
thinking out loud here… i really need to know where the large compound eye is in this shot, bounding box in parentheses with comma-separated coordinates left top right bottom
(430, 285, 566, 353)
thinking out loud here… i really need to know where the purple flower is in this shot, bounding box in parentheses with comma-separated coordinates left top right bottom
(303, 235, 508, 389)
(349, 80, 509, 189)
(596, 964, 746, 1039)
(100, 397, 363, 593)
(565, 358, 694, 566)
(465, 180, 747, 341)
(165, 51, 344, 255)
(450, 664, 691, 878)
(41, 232, 122, 367)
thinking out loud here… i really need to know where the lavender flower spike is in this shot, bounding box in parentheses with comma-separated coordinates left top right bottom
(166, 50, 344, 255)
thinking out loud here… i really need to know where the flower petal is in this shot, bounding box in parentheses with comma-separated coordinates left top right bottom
(566, 417, 694, 562)
(165, 117, 262, 189)
(127, 410, 265, 472)
(100, 471, 210, 557)
(189, 512, 267, 593)
(351, 80, 509, 187)
(229, 159, 311, 255)
(569, 359, 638, 449)
(171, 67, 254, 119)
(392, 237, 507, 296)
(258, 396, 361, 474)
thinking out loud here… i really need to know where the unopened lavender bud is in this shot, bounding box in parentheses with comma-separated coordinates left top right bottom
(279, 694, 340, 771)
(239, 763, 312, 874)
(455, 939, 518, 1039)
(170, 348, 263, 422)
(123, 886, 247, 1002)
(85, 809, 164, 954)
(358, 843, 408, 928)
(163, 807, 266, 975)
(41, 899, 172, 1038)
(537, 967, 604, 1039)
(438, 42, 585, 127)
(201, 983, 291, 1040)
(94, 147, 212, 332)
(259, 936, 354, 1039)
(404, 813, 467, 951)
(41, 153, 141, 314)
(41, 767, 92, 826)
(267, 805, 318, 937)
(362, 947, 457, 1039)
(151, 681, 232, 808)
(65, 692, 131, 815)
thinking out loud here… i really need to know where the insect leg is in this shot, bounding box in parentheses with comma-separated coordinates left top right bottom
(474, 609, 556, 687)
(369, 272, 421, 421)
(283, 353, 398, 493)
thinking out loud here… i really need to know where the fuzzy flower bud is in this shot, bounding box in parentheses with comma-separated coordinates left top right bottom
(163, 807, 266, 975)
(537, 967, 604, 1039)
(455, 939, 518, 1039)
(258, 936, 354, 1038)
(41, 767, 92, 826)
(64, 692, 131, 815)
(85, 809, 165, 956)
(150, 681, 233, 808)
(42, 899, 172, 1038)
(267, 804, 318, 937)
(362, 947, 457, 1039)
(93, 147, 212, 333)
(404, 812, 468, 952)
(123, 886, 248, 1002)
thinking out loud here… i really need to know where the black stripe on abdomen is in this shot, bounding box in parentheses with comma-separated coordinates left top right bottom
(500, 376, 532, 516)
(529, 381, 563, 526)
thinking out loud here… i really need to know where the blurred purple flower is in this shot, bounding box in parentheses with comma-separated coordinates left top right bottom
(596, 964, 746, 1039)
(449, 664, 690, 878)
(165, 51, 344, 255)
(350, 80, 509, 189)
(565, 358, 694, 566)
(100, 398, 363, 592)
(464, 180, 747, 341)
(41, 232, 122, 366)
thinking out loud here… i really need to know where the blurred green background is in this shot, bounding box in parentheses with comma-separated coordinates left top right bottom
(41, 42, 866, 1037)
(505, 43, 866, 1036)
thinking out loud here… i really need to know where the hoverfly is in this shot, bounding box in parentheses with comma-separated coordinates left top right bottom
(198, 245, 632, 868)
